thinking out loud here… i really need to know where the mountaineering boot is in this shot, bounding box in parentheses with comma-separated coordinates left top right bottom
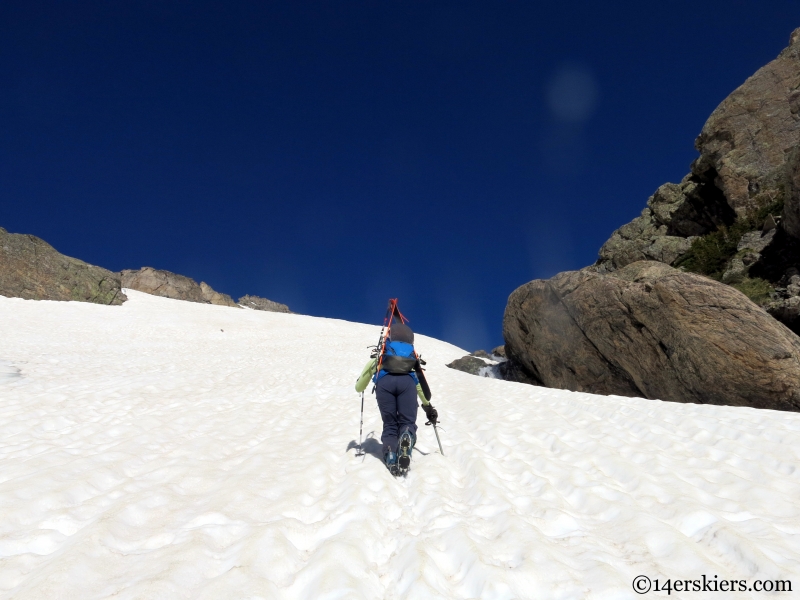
(397, 429, 416, 474)
(384, 449, 398, 475)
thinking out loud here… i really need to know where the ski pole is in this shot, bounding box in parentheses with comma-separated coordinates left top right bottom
(357, 391, 365, 456)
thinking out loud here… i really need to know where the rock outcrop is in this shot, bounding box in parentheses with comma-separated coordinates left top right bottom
(237, 294, 290, 313)
(121, 267, 206, 302)
(199, 282, 237, 307)
(503, 261, 800, 411)
(0, 227, 126, 305)
(1, 227, 290, 313)
(446, 355, 491, 376)
(596, 178, 733, 272)
(445, 351, 510, 380)
(785, 147, 800, 240)
(491, 345, 507, 358)
(695, 30, 800, 217)
(445, 347, 531, 381)
(121, 267, 236, 307)
(593, 28, 800, 335)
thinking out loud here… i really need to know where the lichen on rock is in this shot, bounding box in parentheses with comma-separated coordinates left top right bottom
(121, 267, 238, 307)
(0, 227, 126, 305)
(592, 28, 800, 334)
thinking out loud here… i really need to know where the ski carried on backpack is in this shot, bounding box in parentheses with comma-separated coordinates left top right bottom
(371, 298, 406, 365)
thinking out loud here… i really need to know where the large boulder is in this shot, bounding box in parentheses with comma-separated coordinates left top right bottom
(0, 227, 126, 305)
(121, 267, 236, 307)
(503, 261, 800, 411)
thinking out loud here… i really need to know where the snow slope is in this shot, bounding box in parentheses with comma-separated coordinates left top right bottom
(1, 290, 799, 599)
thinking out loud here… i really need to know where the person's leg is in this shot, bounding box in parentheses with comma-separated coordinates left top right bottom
(375, 376, 400, 454)
(395, 375, 419, 441)
(395, 375, 419, 470)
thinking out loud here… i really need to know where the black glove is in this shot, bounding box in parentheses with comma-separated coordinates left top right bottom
(422, 403, 438, 425)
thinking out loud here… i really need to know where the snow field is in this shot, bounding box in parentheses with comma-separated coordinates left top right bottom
(1, 290, 799, 599)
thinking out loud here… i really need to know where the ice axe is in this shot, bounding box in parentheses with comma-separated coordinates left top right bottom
(431, 419, 444, 456)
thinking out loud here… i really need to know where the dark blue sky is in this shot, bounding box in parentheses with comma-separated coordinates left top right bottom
(1, 1, 797, 350)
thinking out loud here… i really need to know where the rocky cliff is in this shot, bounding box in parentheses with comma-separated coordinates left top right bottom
(503, 28, 800, 411)
(0, 227, 291, 313)
(119, 267, 203, 303)
(595, 28, 800, 334)
(0, 228, 126, 305)
(120, 267, 239, 307)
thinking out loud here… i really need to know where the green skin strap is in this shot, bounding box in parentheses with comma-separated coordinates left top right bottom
(355, 357, 429, 405)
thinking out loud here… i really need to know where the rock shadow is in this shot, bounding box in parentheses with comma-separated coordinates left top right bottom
(0, 359, 21, 383)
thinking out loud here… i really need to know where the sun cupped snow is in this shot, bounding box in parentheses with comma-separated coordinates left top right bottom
(0, 290, 799, 599)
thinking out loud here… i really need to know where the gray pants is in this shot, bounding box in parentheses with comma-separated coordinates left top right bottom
(376, 374, 418, 453)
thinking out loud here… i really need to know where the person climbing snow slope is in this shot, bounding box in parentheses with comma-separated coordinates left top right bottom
(355, 319, 438, 475)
